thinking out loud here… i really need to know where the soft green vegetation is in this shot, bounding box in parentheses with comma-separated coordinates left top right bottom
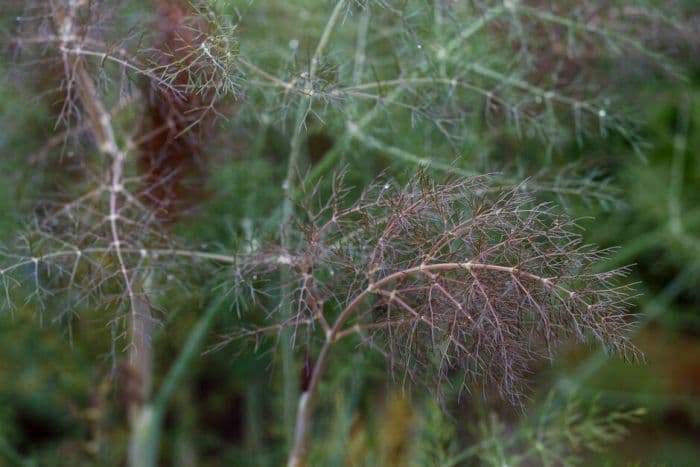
(0, 1, 698, 465)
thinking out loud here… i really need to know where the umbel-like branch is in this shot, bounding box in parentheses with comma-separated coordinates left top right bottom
(282, 173, 638, 466)
(45, 2, 173, 464)
(48, 0, 151, 385)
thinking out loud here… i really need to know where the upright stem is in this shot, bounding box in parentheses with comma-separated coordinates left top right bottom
(49, 2, 154, 464)
(129, 294, 227, 467)
(279, 0, 347, 447)
(286, 259, 370, 466)
(286, 289, 368, 466)
(127, 277, 154, 466)
(286, 341, 332, 467)
(279, 99, 310, 444)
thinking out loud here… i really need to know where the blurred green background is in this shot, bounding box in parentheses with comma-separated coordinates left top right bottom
(1, 1, 699, 465)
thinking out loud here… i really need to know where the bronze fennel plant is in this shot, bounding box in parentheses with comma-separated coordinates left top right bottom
(3, 0, 690, 464)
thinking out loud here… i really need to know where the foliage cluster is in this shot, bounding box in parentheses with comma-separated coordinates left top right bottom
(0, 0, 698, 465)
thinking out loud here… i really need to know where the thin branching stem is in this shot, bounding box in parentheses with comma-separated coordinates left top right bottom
(280, 0, 347, 447)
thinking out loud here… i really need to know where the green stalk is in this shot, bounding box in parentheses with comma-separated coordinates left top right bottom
(278, 0, 348, 447)
(128, 294, 228, 467)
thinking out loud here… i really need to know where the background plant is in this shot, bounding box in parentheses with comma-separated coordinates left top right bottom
(0, 0, 698, 466)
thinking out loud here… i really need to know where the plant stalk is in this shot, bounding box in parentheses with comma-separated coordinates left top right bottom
(128, 294, 227, 467)
(279, 0, 348, 448)
(286, 341, 332, 467)
(127, 284, 154, 465)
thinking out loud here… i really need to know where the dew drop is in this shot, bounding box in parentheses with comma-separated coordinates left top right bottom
(598, 109, 608, 137)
